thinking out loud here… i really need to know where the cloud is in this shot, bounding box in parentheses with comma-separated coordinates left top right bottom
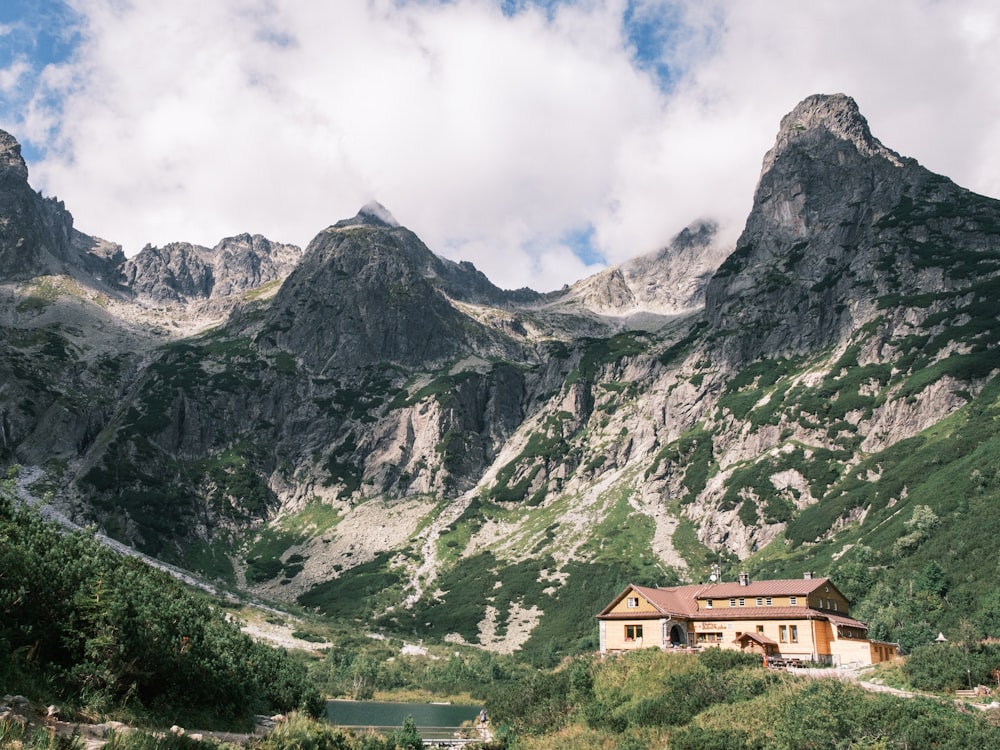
(0, 58, 30, 92)
(8, 0, 1000, 290)
(590, 0, 1000, 267)
(18, 0, 668, 289)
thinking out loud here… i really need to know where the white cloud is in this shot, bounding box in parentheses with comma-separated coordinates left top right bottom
(0, 59, 30, 93)
(12, 0, 1000, 290)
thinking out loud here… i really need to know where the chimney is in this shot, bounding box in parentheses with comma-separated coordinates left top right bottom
(803, 571, 813, 580)
(738, 572, 750, 586)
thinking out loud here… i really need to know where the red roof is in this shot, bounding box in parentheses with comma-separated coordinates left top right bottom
(693, 578, 836, 599)
(597, 581, 867, 631)
(630, 584, 702, 617)
(825, 613, 868, 630)
(737, 631, 777, 646)
(597, 583, 703, 618)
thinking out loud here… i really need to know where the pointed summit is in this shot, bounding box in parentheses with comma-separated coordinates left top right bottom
(760, 93, 903, 174)
(0, 129, 30, 183)
(705, 92, 980, 364)
(334, 201, 401, 230)
(358, 201, 400, 227)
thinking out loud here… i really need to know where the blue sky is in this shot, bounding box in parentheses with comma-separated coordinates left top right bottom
(0, 1, 80, 162)
(2, 1, 999, 290)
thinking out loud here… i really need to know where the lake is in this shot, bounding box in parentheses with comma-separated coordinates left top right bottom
(325, 700, 482, 740)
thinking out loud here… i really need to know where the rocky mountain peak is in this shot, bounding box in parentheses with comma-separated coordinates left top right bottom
(117, 234, 302, 304)
(0, 129, 30, 183)
(760, 93, 904, 174)
(0, 129, 78, 280)
(560, 220, 730, 320)
(704, 92, 996, 364)
(259, 214, 527, 371)
(333, 201, 402, 230)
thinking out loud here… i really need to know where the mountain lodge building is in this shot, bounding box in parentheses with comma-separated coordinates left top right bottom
(597, 573, 897, 667)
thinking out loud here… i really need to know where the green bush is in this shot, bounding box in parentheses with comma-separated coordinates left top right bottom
(0, 469, 320, 726)
(904, 642, 1000, 692)
(669, 726, 762, 750)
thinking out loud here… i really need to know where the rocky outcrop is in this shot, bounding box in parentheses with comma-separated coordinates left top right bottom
(256, 211, 531, 372)
(117, 234, 301, 304)
(0, 130, 75, 280)
(705, 93, 1000, 365)
(565, 220, 729, 318)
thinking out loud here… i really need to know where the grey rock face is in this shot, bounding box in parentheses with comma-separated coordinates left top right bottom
(118, 234, 301, 303)
(705, 93, 1000, 365)
(0, 129, 74, 280)
(566, 220, 729, 317)
(118, 242, 215, 302)
(211, 234, 301, 298)
(259, 218, 528, 372)
(0, 130, 29, 181)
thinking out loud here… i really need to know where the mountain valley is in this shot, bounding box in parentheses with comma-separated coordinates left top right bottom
(3, 93, 1000, 660)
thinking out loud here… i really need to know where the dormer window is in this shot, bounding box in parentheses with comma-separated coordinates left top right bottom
(626, 597, 639, 608)
(706, 599, 713, 609)
(765, 597, 772, 606)
(756, 597, 763, 606)
(790, 596, 798, 606)
(739, 598, 746, 607)
(729, 598, 736, 607)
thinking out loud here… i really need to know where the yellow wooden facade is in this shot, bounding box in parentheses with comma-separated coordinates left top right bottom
(692, 617, 826, 659)
(597, 578, 899, 667)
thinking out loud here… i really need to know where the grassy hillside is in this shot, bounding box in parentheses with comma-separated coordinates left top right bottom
(741, 375, 1000, 651)
(483, 649, 1000, 749)
(0, 468, 321, 729)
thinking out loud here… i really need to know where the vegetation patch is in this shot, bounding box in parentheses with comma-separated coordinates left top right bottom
(299, 552, 403, 620)
(389, 370, 476, 409)
(648, 425, 715, 502)
(244, 526, 305, 584)
(388, 552, 555, 648)
(487, 411, 577, 503)
(325, 433, 362, 494)
(566, 332, 648, 385)
(0, 472, 321, 727)
(200, 446, 276, 520)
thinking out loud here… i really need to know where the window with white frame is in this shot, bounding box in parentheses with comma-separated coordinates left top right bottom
(626, 597, 639, 608)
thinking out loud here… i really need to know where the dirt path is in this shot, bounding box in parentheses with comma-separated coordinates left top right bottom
(789, 666, 1000, 710)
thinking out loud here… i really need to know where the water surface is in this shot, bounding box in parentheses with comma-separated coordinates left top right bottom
(325, 700, 481, 739)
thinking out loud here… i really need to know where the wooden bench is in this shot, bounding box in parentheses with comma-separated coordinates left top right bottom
(766, 658, 804, 669)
